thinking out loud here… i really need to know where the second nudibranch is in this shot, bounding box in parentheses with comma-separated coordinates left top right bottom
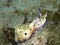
(29, 12, 47, 30)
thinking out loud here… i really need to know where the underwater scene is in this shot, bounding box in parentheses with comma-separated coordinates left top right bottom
(0, 0, 60, 45)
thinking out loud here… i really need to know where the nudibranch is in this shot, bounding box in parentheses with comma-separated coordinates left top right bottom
(15, 12, 47, 43)
(29, 12, 47, 29)
(15, 24, 36, 43)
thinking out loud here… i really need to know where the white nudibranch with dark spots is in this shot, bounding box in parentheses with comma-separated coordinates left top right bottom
(15, 12, 47, 43)
(29, 12, 47, 29)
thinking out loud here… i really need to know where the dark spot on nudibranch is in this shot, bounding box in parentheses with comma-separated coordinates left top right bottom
(34, 25, 35, 26)
(20, 31, 22, 33)
(30, 29, 32, 30)
(25, 33, 27, 35)
(32, 43, 34, 45)
(38, 24, 39, 25)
